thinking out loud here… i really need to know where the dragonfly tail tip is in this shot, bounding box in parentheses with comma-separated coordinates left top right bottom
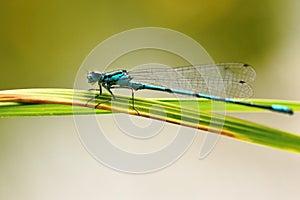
(272, 104, 294, 115)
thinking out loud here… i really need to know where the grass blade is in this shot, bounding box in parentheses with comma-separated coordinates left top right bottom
(0, 88, 299, 154)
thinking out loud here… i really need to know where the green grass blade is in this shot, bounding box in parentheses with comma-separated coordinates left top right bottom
(0, 88, 299, 154)
(158, 99, 300, 113)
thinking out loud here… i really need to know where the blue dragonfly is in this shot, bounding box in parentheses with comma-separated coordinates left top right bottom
(86, 63, 293, 115)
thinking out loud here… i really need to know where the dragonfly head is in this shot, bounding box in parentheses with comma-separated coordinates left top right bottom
(87, 71, 103, 85)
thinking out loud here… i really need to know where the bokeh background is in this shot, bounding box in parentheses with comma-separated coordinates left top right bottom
(1, 0, 300, 199)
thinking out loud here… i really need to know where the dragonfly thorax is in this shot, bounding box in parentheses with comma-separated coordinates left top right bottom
(87, 69, 132, 87)
(102, 69, 132, 86)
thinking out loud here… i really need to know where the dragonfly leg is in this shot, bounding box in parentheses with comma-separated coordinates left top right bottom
(88, 88, 100, 91)
(105, 87, 116, 100)
(109, 85, 139, 115)
(86, 84, 111, 108)
(86, 90, 101, 106)
(94, 98, 112, 109)
(92, 84, 116, 108)
(88, 82, 102, 94)
(131, 88, 140, 115)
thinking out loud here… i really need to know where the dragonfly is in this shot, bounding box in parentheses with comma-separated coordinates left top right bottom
(86, 63, 293, 115)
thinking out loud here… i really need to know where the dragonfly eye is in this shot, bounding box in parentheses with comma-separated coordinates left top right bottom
(87, 72, 95, 83)
(87, 71, 103, 83)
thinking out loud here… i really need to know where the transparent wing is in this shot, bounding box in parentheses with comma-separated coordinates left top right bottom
(128, 63, 256, 98)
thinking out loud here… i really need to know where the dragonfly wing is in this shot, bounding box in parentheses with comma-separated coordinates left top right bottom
(128, 63, 255, 98)
(174, 63, 255, 98)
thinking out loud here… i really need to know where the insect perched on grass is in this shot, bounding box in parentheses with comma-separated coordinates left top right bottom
(87, 63, 293, 115)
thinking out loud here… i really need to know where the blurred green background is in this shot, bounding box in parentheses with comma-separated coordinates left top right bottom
(1, 1, 300, 200)
(0, 0, 297, 94)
